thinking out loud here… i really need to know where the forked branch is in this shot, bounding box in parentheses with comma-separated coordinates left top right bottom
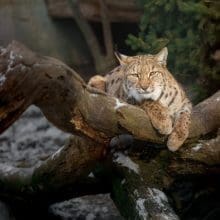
(0, 41, 219, 219)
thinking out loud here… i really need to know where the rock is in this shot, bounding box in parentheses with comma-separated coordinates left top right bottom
(49, 194, 123, 220)
(0, 106, 69, 168)
(0, 201, 15, 220)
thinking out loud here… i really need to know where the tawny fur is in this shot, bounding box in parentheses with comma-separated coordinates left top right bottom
(88, 48, 192, 151)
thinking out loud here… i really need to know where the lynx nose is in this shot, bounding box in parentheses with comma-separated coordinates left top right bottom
(140, 82, 149, 90)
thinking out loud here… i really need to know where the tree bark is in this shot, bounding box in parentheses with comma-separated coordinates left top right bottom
(45, 0, 141, 22)
(0, 135, 109, 204)
(1, 41, 219, 143)
(0, 41, 219, 219)
(68, 0, 116, 73)
(99, 0, 114, 58)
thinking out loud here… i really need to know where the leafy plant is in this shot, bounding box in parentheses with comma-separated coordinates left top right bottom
(126, 0, 220, 102)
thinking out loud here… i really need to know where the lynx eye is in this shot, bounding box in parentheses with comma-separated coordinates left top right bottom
(127, 73, 139, 82)
(149, 71, 158, 77)
(129, 73, 139, 78)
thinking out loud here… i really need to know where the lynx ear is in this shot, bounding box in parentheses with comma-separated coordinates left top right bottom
(155, 47, 168, 66)
(114, 52, 133, 65)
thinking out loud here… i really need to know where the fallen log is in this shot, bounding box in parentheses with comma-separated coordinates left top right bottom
(0, 41, 219, 219)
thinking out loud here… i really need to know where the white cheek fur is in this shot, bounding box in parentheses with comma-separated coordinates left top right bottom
(127, 86, 162, 102)
(145, 87, 162, 100)
(125, 77, 163, 102)
(128, 88, 142, 102)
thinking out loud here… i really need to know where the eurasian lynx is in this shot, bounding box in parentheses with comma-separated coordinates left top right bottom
(88, 48, 192, 151)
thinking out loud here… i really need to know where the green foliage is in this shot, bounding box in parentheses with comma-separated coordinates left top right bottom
(127, 0, 220, 102)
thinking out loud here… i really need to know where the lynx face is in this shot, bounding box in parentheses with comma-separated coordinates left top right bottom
(123, 57, 165, 102)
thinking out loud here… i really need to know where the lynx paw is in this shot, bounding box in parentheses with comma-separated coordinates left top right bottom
(167, 130, 188, 151)
(167, 111, 191, 151)
(88, 75, 106, 91)
(142, 101, 173, 135)
(155, 120, 173, 135)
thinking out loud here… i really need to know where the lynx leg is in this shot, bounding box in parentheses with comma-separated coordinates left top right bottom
(141, 101, 173, 135)
(88, 75, 106, 91)
(167, 111, 191, 151)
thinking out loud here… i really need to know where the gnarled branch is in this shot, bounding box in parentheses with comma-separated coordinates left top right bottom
(1, 41, 219, 144)
(0, 41, 219, 219)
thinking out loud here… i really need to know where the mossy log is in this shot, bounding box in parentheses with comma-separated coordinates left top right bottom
(0, 41, 219, 219)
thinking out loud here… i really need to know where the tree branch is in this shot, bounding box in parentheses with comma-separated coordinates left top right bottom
(0, 41, 219, 218)
(45, 0, 141, 22)
(109, 152, 179, 219)
(99, 0, 114, 57)
(0, 41, 219, 149)
(0, 135, 109, 204)
(68, 0, 103, 65)
(68, 0, 116, 73)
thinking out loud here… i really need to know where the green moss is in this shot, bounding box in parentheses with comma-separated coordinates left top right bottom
(111, 171, 148, 220)
(112, 177, 135, 219)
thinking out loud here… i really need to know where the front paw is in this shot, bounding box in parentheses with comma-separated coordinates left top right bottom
(151, 119, 173, 135)
(167, 130, 188, 151)
(88, 75, 106, 91)
(157, 122, 173, 135)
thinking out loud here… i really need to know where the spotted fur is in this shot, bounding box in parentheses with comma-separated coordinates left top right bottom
(88, 48, 192, 151)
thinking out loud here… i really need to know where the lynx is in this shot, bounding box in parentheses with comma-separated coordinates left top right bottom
(88, 48, 192, 151)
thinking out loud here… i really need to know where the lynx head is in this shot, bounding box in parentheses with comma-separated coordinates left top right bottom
(115, 48, 168, 102)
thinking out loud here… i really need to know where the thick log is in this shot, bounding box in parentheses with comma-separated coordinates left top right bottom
(0, 41, 220, 218)
(110, 152, 179, 220)
(1, 42, 219, 143)
(0, 135, 109, 203)
(0, 41, 220, 157)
